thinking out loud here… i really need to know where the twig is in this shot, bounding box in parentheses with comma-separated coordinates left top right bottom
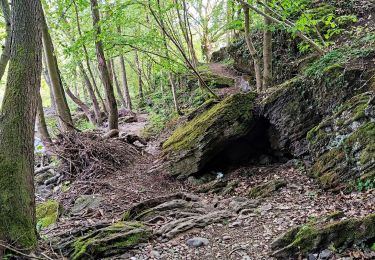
(0, 242, 47, 260)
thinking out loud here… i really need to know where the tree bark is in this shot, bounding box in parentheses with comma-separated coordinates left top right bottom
(0, 0, 42, 251)
(90, 0, 118, 130)
(0, 0, 11, 81)
(73, 0, 106, 113)
(111, 59, 127, 108)
(243, 5, 263, 92)
(42, 51, 56, 112)
(37, 92, 52, 147)
(78, 63, 102, 125)
(134, 50, 144, 103)
(41, 9, 74, 131)
(262, 0, 272, 89)
(119, 54, 132, 110)
(66, 88, 96, 125)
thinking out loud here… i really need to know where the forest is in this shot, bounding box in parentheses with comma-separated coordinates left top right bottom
(0, 0, 374, 259)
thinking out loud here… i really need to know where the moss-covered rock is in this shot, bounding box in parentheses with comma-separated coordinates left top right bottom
(162, 92, 256, 178)
(307, 92, 375, 189)
(248, 179, 286, 198)
(36, 200, 62, 228)
(271, 213, 375, 258)
(71, 221, 151, 260)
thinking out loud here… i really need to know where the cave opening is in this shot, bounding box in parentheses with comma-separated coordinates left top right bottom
(201, 116, 293, 174)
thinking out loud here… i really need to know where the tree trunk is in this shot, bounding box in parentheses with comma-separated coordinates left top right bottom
(134, 50, 144, 103)
(262, 0, 272, 89)
(78, 63, 102, 125)
(37, 92, 52, 146)
(73, 0, 106, 113)
(111, 59, 127, 108)
(119, 54, 132, 110)
(0, 0, 11, 81)
(0, 0, 42, 251)
(66, 88, 96, 125)
(90, 0, 118, 130)
(42, 51, 56, 112)
(243, 5, 263, 92)
(41, 9, 74, 131)
(169, 74, 181, 115)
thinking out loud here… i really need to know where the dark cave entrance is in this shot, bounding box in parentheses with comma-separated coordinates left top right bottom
(201, 116, 293, 174)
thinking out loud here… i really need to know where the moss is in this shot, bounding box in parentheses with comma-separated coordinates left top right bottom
(371, 242, 375, 251)
(163, 92, 256, 153)
(272, 214, 375, 257)
(261, 77, 301, 106)
(71, 221, 151, 260)
(248, 179, 286, 198)
(0, 157, 37, 248)
(36, 200, 61, 228)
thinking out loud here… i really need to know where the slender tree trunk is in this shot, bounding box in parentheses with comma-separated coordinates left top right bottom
(0, 0, 42, 252)
(262, 0, 272, 89)
(90, 0, 118, 130)
(134, 50, 144, 103)
(169, 74, 181, 115)
(0, 0, 11, 81)
(42, 51, 56, 112)
(111, 59, 127, 108)
(37, 92, 52, 146)
(78, 63, 102, 125)
(119, 54, 132, 110)
(73, 0, 106, 113)
(66, 88, 96, 125)
(41, 10, 74, 131)
(243, 5, 263, 92)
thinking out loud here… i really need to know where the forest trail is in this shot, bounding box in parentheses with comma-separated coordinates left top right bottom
(207, 63, 240, 80)
(40, 113, 375, 260)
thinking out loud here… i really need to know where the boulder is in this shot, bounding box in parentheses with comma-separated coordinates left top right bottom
(307, 92, 375, 189)
(162, 92, 257, 179)
(271, 213, 375, 259)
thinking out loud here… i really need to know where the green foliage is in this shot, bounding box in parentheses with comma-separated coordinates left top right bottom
(75, 118, 95, 131)
(36, 200, 61, 230)
(356, 177, 375, 192)
(304, 37, 375, 77)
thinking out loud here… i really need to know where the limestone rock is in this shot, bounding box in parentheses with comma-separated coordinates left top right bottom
(71, 194, 103, 216)
(271, 213, 375, 259)
(307, 93, 375, 189)
(162, 92, 257, 179)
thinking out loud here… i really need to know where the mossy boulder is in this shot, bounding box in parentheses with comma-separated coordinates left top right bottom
(307, 92, 375, 189)
(248, 179, 286, 198)
(162, 92, 256, 178)
(71, 221, 151, 260)
(271, 213, 375, 258)
(36, 200, 62, 229)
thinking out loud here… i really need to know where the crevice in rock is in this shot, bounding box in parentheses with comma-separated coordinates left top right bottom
(201, 116, 293, 174)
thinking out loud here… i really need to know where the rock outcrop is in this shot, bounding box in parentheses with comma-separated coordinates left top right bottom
(162, 92, 257, 179)
(271, 213, 375, 259)
(307, 92, 375, 189)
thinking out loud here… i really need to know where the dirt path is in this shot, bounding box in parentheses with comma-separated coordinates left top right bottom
(126, 163, 375, 260)
(207, 63, 240, 79)
(39, 114, 375, 260)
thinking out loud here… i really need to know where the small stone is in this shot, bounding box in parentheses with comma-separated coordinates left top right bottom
(319, 249, 332, 260)
(229, 221, 242, 227)
(186, 237, 209, 247)
(222, 235, 231, 240)
(151, 250, 161, 258)
(308, 254, 318, 260)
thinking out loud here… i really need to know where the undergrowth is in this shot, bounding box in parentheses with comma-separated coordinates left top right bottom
(304, 33, 375, 77)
